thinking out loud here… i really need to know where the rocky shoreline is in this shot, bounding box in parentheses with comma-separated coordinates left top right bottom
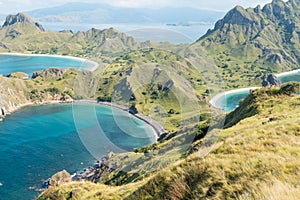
(36, 100, 167, 191)
(38, 153, 114, 193)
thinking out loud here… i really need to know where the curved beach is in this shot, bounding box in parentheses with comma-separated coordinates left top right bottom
(0, 53, 99, 71)
(275, 69, 300, 77)
(209, 87, 260, 110)
(210, 68, 300, 111)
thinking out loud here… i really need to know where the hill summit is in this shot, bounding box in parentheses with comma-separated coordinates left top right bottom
(196, 0, 300, 89)
(2, 12, 44, 32)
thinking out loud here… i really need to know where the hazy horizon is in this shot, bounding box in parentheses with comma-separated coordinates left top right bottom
(0, 0, 286, 14)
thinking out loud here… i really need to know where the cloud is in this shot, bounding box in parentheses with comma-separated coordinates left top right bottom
(0, 0, 286, 14)
(107, 0, 172, 8)
(8, 0, 31, 4)
(95, 0, 275, 11)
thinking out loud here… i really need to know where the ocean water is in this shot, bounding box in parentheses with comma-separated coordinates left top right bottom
(215, 71, 300, 112)
(0, 103, 156, 200)
(0, 54, 95, 77)
(278, 71, 300, 83)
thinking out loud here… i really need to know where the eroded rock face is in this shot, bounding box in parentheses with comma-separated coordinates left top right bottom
(262, 74, 281, 87)
(3, 13, 35, 27)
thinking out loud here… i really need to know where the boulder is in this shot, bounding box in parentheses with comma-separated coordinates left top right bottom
(1, 107, 6, 116)
(262, 74, 281, 87)
(49, 170, 71, 187)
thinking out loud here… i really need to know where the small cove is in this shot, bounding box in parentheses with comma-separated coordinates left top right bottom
(210, 70, 300, 112)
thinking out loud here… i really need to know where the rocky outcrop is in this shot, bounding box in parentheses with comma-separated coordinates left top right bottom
(214, 6, 255, 29)
(0, 42, 9, 50)
(262, 74, 281, 87)
(48, 170, 71, 187)
(35, 22, 45, 32)
(0, 107, 6, 120)
(3, 13, 35, 26)
(2, 12, 44, 32)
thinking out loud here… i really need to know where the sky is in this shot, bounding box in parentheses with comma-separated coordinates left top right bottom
(0, 0, 278, 14)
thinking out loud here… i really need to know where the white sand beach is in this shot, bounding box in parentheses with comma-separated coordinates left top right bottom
(0, 53, 99, 71)
(275, 69, 300, 77)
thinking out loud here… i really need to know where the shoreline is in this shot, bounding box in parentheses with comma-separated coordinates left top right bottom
(0, 52, 99, 71)
(275, 69, 300, 77)
(209, 87, 260, 110)
(0, 100, 73, 121)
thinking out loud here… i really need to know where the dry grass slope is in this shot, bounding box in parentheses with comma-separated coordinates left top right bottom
(38, 85, 300, 200)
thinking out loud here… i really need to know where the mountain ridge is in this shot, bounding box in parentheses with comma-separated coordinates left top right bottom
(0, 13, 152, 63)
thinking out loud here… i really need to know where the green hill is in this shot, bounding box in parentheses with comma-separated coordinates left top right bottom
(0, 68, 86, 119)
(194, 0, 300, 89)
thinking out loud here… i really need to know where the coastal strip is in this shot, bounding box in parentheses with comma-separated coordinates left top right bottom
(275, 69, 300, 77)
(1, 98, 164, 140)
(209, 87, 260, 110)
(0, 53, 99, 71)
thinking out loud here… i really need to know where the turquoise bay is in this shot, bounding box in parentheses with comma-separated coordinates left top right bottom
(0, 53, 96, 76)
(0, 103, 156, 200)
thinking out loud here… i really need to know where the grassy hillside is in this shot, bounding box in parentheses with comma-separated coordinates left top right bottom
(0, 68, 93, 118)
(38, 84, 300, 200)
(95, 48, 211, 130)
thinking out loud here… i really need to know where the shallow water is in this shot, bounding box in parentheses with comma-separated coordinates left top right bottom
(0, 103, 156, 200)
(214, 90, 250, 112)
